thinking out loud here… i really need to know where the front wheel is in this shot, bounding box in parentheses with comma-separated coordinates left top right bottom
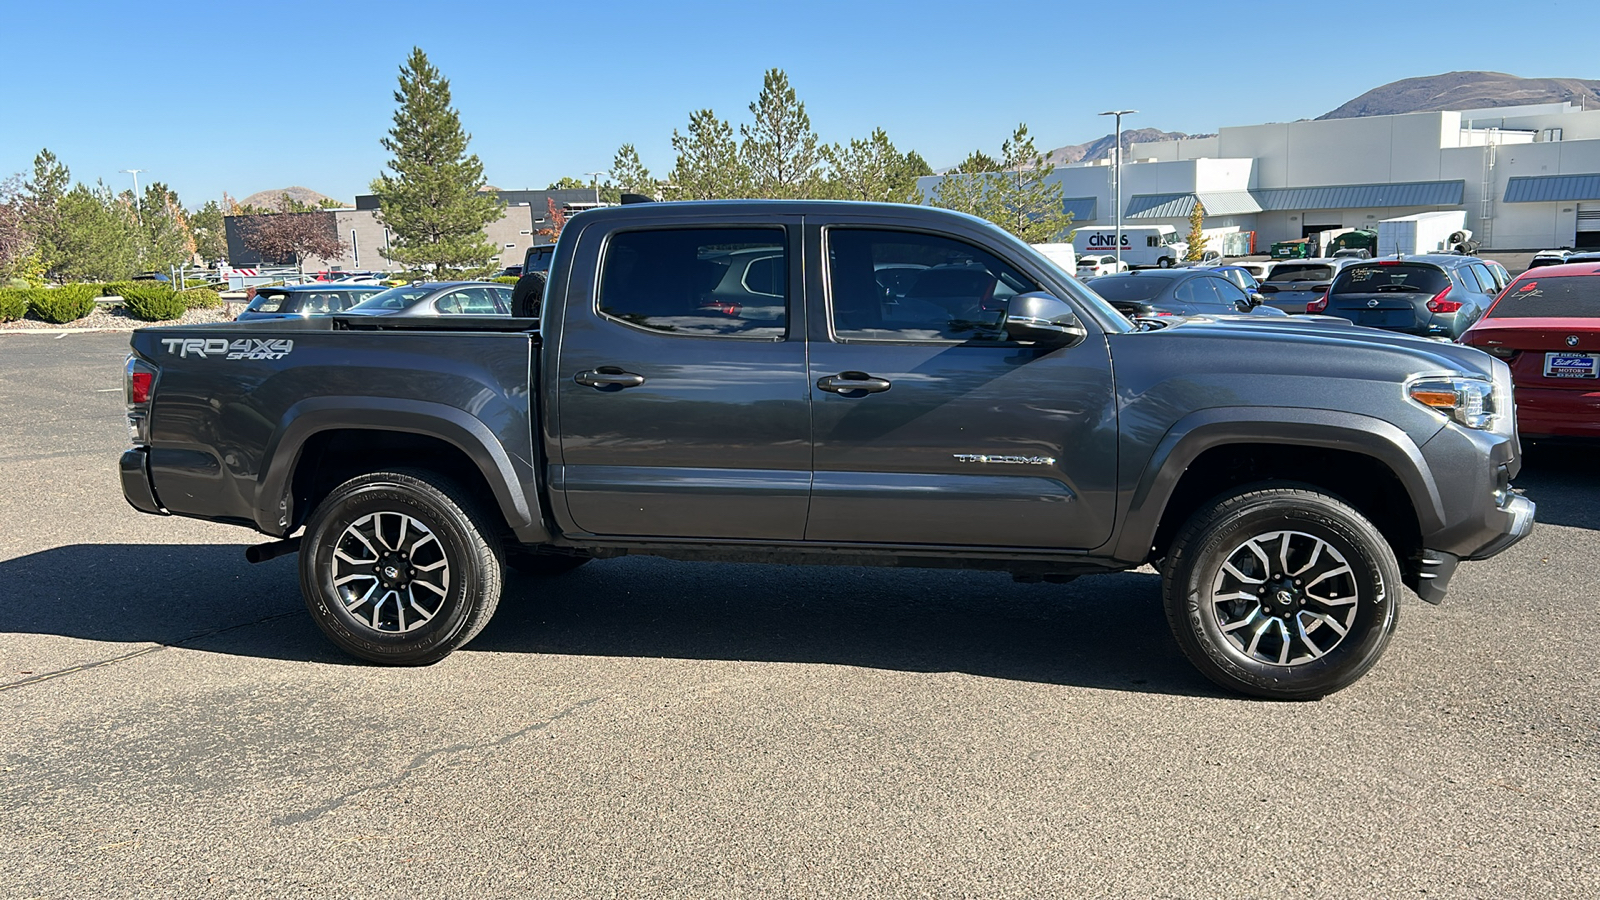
(1157, 257, 1173, 268)
(1162, 485, 1400, 700)
(299, 469, 504, 665)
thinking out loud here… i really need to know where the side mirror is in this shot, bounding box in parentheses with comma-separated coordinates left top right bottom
(1004, 292, 1088, 347)
(1248, 291, 1265, 307)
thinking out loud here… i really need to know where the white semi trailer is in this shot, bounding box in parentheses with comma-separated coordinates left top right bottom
(1376, 211, 1475, 256)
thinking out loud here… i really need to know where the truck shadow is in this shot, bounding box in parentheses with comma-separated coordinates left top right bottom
(1515, 442, 1600, 531)
(0, 544, 1217, 697)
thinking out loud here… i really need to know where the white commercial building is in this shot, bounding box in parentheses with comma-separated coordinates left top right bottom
(919, 101, 1600, 252)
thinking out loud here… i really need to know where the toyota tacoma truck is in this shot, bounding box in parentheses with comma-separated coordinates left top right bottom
(120, 201, 1534, 699)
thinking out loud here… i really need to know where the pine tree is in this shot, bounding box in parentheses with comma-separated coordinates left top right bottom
(822, 128, 924, 204)
(931, 150, 1001, 219)
(369, 48, 501, 274)
(136, 182, 195, 273)
(1184, 199, 1208, 261)
(22, 149, 70, 275)
(740, 69, 822, 199)
(609, 144, 654, 196)
(189, 200, 229, 265)
(987, 124, 1071, 244)
(668, 109, 748, 200)
(52, 182, 141, 282)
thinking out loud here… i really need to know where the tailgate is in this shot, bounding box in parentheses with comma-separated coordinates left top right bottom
(1327, 291, 1425, 330)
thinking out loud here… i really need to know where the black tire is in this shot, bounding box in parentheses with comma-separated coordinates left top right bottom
(1157, 257, 1173, 268)
(299, 469, 504, 665)
(505, 550, 591, 577)
(1162, 484, 1400, 700)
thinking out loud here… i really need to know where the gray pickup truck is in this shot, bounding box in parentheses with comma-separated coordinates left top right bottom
(120, 201, 1534, 699)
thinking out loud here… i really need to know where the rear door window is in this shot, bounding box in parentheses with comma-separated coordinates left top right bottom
(1333, 264, 1450, 295)
(599, 228, 787, 338)
(1468, 264, 1499, 293)
(1489, 275, 1600, 319)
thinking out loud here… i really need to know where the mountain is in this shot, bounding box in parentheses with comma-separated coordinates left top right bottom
(1044, 128, 1210, 166)
(1319, 71, 1600, 120)
(238, 186, 348, 210)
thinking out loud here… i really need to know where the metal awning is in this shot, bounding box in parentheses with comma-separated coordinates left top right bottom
(1504, 174, 1600, 203)
(1125, 181, 1465, 219)
(1125, 191, 1261, 219)
(1252, 181, 1463, 210)
(1062, 196, 1097, 221)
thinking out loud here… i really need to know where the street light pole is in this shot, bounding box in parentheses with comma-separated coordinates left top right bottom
(585, 171, 606, 205)
(121, 169, 145, 219)
(1097, 110, 1136, 269)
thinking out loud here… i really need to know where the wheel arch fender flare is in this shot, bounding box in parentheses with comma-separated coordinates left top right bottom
(254, 397, 547, 542)
(1110, 406, 1446, 562)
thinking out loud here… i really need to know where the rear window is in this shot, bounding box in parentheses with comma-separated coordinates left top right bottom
(1489, 275, 1600, 319)
(599, 228, 787, 337)
(1087, 276, 1167, 302)
(244, 290, 290, 313)
(1265, 264, 1335, 284)
(1332, 264, 1450, 295)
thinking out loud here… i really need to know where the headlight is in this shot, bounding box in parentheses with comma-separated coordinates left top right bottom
(1409, 376, 1496, 429)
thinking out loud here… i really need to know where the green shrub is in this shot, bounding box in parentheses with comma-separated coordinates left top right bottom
(491, 275, 521, 285)
(123, 290, 189, 321)
(0, 288, 31, 322)
(116, 283, 177, 305)
(29, 284, 99, 324)
(177, 287, 222, 310)
(99, 281, 145, 297)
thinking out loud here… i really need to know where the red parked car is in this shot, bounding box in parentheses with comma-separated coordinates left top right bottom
(1460, 262, 1600, 438)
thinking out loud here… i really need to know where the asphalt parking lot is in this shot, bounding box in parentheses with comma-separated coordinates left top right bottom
(2, 331, 1597, 898)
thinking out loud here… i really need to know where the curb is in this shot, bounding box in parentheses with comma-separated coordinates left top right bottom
(0, 326, 123, 336)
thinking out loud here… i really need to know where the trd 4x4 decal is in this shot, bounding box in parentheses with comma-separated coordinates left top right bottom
(160, 337, 294, 360)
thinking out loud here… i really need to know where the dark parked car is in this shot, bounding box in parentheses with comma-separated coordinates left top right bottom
(1256, 259, 1361, 313)
(343, 282, 513, 317)
(1086, 269, 1261, 318)
(1460, 262, 1600, 439)
(236, 285, 389, 321)
(1312, 256, 1502, 339)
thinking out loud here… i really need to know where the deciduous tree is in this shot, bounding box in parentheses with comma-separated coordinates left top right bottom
(240, 194, 346, 271)
(136, 182, 195, 273)
(369, 47, 502, 274)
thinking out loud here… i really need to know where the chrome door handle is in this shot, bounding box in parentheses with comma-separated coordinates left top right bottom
(575, 367, 646, 389)
(817, 372, 891, 395)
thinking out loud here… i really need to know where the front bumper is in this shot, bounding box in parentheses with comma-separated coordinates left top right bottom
(119, 447, 167, 516)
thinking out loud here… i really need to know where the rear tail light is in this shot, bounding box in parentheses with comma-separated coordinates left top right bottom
(1306, 293, 1328, 314)
(1426, 285, 1461, 314)
(125, 355, 157, 445)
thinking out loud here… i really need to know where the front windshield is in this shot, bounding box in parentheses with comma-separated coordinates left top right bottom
(244, 290, 288, 313)
(1085, 275, 1169, 302)
(349, 285, 435, 311)
(1266, 264, 1336, 284)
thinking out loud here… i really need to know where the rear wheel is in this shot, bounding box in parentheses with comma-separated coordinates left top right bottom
(1162, 485, 1400, 700)
(1158, 257, 1173, 268)
(299, 469, 504, 665)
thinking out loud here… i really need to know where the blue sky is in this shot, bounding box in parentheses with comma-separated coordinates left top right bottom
(3, 0, 1598, 208)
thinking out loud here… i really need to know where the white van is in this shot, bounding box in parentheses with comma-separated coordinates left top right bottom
(1070, 225, 1187, 268)
(1030, 242, 1077, 274)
